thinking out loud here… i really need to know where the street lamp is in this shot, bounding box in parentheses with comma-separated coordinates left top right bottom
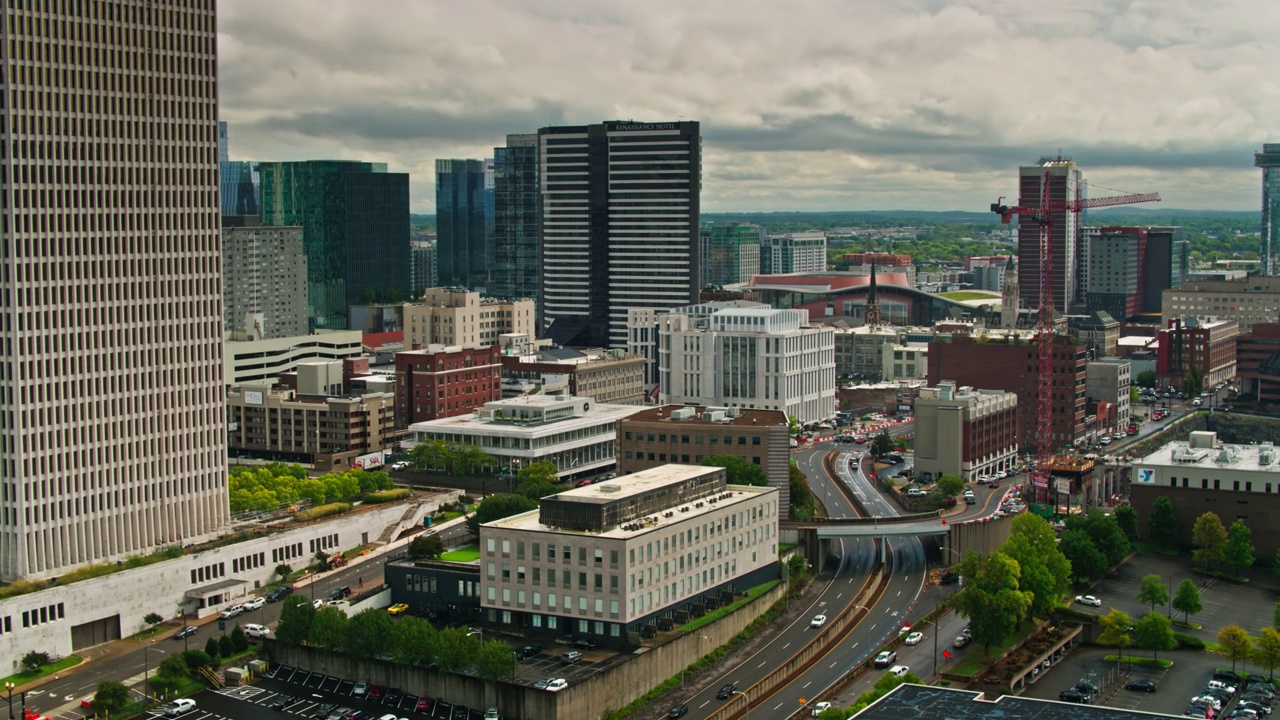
(5, 681, 15, 720)
(144, 646, 165, 701)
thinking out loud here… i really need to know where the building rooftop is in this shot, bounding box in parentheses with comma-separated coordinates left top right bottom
(854, 684, 1179, 720)
(621, 405, 788, 427)
(407, 394, 643, 436)
(1139, 432, 1280, 473)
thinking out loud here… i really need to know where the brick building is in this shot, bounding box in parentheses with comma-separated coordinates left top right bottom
(617, 406, 791, 509)
(913, 382, 1018, 482)
(926, 333, 1087, 452)
(1236, 322, 1280, 410)
(394, 345, 502, 426)
(842, 252, 913, 266)
(500, 351, 647, 405)
(226, 386, 397, 468)
(1156, 318, 1238, 390)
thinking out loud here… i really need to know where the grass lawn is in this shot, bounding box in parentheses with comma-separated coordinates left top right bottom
(938, 291, 1000, 301)
(0, 654, 82, 687)
(435, 511, 463, 523)
(129, 625, 169, 641)
(951, 659, 985, 677)
(441, 546, 480, 562)
(680, 580, 781, 633)
(343, 545, 371, 559)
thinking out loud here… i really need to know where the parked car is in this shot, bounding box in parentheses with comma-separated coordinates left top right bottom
(888, 665, 910, 679)
(545, 679, 568, 693)
(383, 689, 402, 706)
(904, 632, 924, 646)
(811, 614, 828, 628)
(533, 679, 551, 690)
(1075, 595, 1102, 607)
(270, 695, 296, 710)
(571, 639, 598, 650)
(162, 699, 197, 717)
(391, 462, 409, 471)
(811, 702, 832, 717)
(874, 651, 896, 668)
(353, 683, 369, 697)
(387, 603, 410, 616)
(1075, 681, 1100, 697)
(219, 604, 244, 619)
(267, 587, 294, 603)
(1125, 679, 1157, 693)
(242, 596, 266, 611)
(717, 682, 739, 699)
(483, 710, 499, 720)
(1058, 689, 1088, 704)
(242, 623, 269, 639)
(414, 698, 432, 713)
(515, 645, 540, 660)
(562, 651, 583, 664)
(367, 686, 386, 702)
(173, 625, 198, 640)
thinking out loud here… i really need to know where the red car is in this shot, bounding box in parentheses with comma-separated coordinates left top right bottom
(367, 685, 385, 702)
(415, 698, 433, 714)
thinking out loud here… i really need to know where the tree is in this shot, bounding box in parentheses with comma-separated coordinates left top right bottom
(390, 616, 438, 666)
(789, 463, 816, 520)
(871, 430, 894, 458)
(1257, 627, 1280, 680)
(450, 444, 496, 476)
(1133, 611, 1176, 662)
(143, 612, 164, 627)
(516, 460, 559, 485)
(1172, 579, 1203, 625)
(1192, 511, 1228, 577)
(409, 439, 451, 472)
(218, 633, 235, 658)
(433, 627, 481, 673)
(788, 415, 800, 435)
(1113, 505, 1139, 542)
(1225, 519, 1256, 573)
(936, 474, 965, 498)
(314, 549, 330, 571)
(275, 563, 293, 581)
(276, 594, 317, 645)
(230, 625, 249, 652)
(1098, 608, 1133, 661)
(474, 639, 517, 683)
(156, 654, 190, 680)
(701, 455, 768, 486)
(408, 534, 446, 560)
(1136, 574, 1169, 615)
(1183, 366, 1204, 397)
(514, 477, 565, 501)
(1218, 623, 1253, 671)
(1065, 510, 1130, 566)
(92, 681, 131, 713)
(1059, 529, 1108, 583)
(1000, 513, 1071, 619)
(948, 551, 1032, 652)
(308, 607, 349, 650)
(20, 651, 51, 672)
(204, 636, 221, 661)
(1136, 370, 1157, 388)
(1147, 496, 1179, 546)
(345, 608, 396, 659)
(181, 650, 213, 669)
(467, 494, 537, 534)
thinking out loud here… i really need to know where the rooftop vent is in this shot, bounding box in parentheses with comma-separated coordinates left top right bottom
(669, 407, 696, 421)
(599, 484, 622, 493)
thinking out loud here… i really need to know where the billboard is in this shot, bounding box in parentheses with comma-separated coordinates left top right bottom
(244, 389, 264, 406)
(1031, 471, 1049, 489)
(353, 452, 385, 470)
(1136, 468, 1156, 484)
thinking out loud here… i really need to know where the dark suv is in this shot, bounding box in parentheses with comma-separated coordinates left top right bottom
(717, 682, 738, 700)
(329, 586, 351, 601)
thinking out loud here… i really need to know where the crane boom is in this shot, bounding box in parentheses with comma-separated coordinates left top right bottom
(991, 191, 1161, 224)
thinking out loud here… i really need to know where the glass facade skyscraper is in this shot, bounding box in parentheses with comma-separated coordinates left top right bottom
(701, 222, 763, 287)
(218, 121, 260, 217)
(492, 134, 541, 308)
(259, 161, 410, 330)
(436, 159, 492, 291)
(1256, 144, 1280, 276)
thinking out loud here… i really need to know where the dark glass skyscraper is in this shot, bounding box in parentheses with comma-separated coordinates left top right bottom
(1257, 144, 1280, 276)
(218, 121, 259, 217)
(258, 161, 410, 330)
(539, 121, 701, 348)
(436, 159, 492, 291)
(492, 134, 541, 307)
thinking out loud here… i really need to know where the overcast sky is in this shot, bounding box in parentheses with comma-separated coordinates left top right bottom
(217, 0, 1278, 215)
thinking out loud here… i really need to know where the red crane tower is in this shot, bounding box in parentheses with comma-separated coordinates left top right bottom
(991, 173, 1159, 493)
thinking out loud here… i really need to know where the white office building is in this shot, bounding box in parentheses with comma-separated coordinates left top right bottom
(659, 305, 836, 423)
(480, 464, 779, 646)
(224, 330, 364, 386)
(0, 2, 227, 581)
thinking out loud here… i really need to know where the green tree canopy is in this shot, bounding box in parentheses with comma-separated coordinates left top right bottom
(1134, 612, 1176, 662)
(1218, 623, 1253, 671)
(1000, 513, 1072, 619)
(1225, 518, 1256, 572)
(1064, 510, 1130, 566)
(949, 551, 1032, 652)
(1113, 505, 1139, 542)
(433, 627, 481, 673)
(390, 616, 438, 666)
(227, 464, 390, 514)
(345, 608, 396, 658)
(156, 654, 190, 680)
(1136, 574, 1169, 615)
(789, 463, 816, 520)
(408, 534, 446, 560)
(1058, 529, 1108, 583)
(1098, 608, 1133, 661)
(92, 681, 131, 713)
(701, 455, 768, 486)
(474, 639, 517, 683)
(1192, 511, 1228, 576)
(308, 607, 349, 650)
(871, 430, 894, 457)
(409, 439, 450, 472)
(467, 494, 538, 533)
(1147, 496, 1179, 546)
(276, 595, 317, 645)
(1255, 627, 1280, 680)
(936, 475, 965, 498)
(1172, 579, 1203, 624)
(516, 460, 559, 485)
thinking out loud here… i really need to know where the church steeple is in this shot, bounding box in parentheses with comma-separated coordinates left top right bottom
(865, 263, 882, 326)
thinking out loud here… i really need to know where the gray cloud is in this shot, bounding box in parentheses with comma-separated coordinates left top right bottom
(217, 0, 1277, 213)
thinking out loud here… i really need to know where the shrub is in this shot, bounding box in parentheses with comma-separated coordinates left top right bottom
(218, 634, 235, 658)
(204, 636, 221, 661)
(182, 650, 213, 669)
(21, 650, 51, 672)
(296, 502, 352, 522)
(1175, 632, 1206, 650)
(361, 488, 412, 504)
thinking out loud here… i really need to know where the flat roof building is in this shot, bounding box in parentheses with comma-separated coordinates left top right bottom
(224, 330, 364, 386)
(914, 382, 1018, 482)
(479, 464, 778, 647)
(1163, 276, 1280, 334)
(404, 287, 536, 349)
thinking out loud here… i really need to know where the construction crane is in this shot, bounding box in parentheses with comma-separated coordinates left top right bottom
(991, 171, 1160, 494)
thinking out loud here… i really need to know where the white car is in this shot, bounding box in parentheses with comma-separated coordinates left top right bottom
(391, 461, 409, 471)
(904, 631, 924, 645)
(379, 714, 400, 720)
(545, 678, 568, 692)
(242, 623, 269, 639)
(811, 701, 833, 717)
(312, 599, 325, 609)
(218, 604, 243, 619)
(889, 665, 910, 678)
(811, 614, 827, 628)
(1075, 595, 1102, 607)
(242, 596, 266, 611)
(162, 699, 196, 717)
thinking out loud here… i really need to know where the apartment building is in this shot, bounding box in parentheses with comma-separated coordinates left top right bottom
(913, 382, 1018, 482)
(1163, 277, 1280, 334)
(395, 345, 503, 426)
(404, 287, 536, 348)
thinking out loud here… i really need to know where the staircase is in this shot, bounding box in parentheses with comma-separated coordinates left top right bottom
(374, 499, 423, 546)
(198, 665, 225, 688)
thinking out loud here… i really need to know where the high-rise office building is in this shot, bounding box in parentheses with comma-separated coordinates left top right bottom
(436, 159, 492, 291)
(409, 240, 437, 297)
(700, 222, 763, 287)
(540, 121, 701, 348)
(218, 122, 259, 217)
(1018, 157, 1083, 312)
(222, 217, 309, 340)
(760, 232, 826, 274)
(0, 1, 229, 581)
(491, 135, 540, 307)
(1085, 225, 1188, 320)
(1256, 144, 1280, 276)
(258, 161, 410, 330)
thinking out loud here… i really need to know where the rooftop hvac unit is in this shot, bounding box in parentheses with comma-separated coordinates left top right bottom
(599, 484, 622, 493)
(1262, 449, 1276, 466)
(669, 407, 696, 421)
(703, 411, 726, 422)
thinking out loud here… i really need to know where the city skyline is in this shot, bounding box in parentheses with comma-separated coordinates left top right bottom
(217, 0, 1277, 215)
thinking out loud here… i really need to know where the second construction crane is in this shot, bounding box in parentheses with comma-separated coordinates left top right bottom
(991, 165, 1160, 491)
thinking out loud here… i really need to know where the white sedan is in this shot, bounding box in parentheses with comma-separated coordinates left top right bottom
(241, 596, 266, 611)
(811, 614, 827, 628)
(1075, 595, 1102, 607)
(904, 631, 924, 646)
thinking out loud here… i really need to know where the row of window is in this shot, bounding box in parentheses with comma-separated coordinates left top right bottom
(191, 562, 225, 585)
(308, 534, 339, 554)
(232, 551, 265, 574)
(21, 602, 63, 629)
(1167, 475, 1277, 493)
(623, 432, 762, 446)
(272, 542, 304, 564)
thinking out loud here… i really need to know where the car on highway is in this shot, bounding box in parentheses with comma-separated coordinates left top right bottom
(243, 623, 269, 639)
(717, 682, 739, 699)
(387, 603, 410, 616)
(391, 461, 409, 470)
(545, 679, 568, 693)
(811, 614, 827, 628)
(873, 650, 896, 668)
(811, 702, 832, 716)
(888, 665, 910, 679)
(668, 705, 689, 718)
(242, 596, 266, 611)
(162, 699, 197, 717)
(904, 631, 924, 645)
(219, 604, 244, 619)
(173, 625, 198, 640)
(1125, 679, 1157, 693)
(952, 635, 971, 648)
(1075, 594, 1102, 607)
